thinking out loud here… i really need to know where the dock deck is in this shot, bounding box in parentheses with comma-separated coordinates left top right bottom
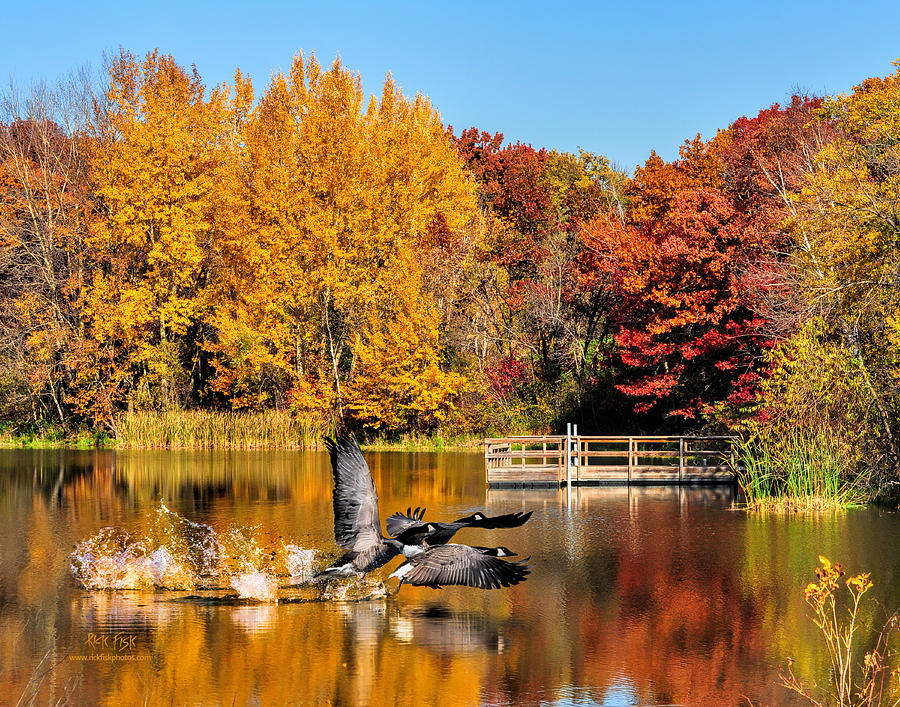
(485, 434, 737, 486)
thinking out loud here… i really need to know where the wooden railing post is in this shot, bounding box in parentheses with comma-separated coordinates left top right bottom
(576, 437, 587, 481)
(627, 437, 633, 484)
(573, 423, 579, 484)
(679, 437, 684, 483)
(578, 435, 584, 482)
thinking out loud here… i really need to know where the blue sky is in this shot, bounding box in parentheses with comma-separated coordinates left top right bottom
(4, 0, 899, 170)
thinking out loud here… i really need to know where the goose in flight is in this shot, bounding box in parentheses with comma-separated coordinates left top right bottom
(390, 544, 531, 589)
(316, 435, 533, 590)
(315, 435, 412, 578)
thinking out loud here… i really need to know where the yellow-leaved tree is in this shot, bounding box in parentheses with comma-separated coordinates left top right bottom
(87, 50, 230, 411)
(207, 54, 476, 428)
(345, 249, 468, 432)
(783, 60, 900, 473)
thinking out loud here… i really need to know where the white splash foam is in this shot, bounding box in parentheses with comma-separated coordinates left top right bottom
(70, 529, 156, 589)
(230, 571, 279, 602)
(283, 544, 318, 582)
(321, 576, 388, 602)
(148, 546, 174, 584)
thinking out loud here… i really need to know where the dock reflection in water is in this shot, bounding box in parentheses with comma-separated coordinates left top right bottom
(1, 448, 899, 705)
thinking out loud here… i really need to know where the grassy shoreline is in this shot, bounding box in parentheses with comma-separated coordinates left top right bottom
(0, 412, 492, 452)
(356, 433, 485, 451)
(0, 432, 485, 452)
(2, 415, 880, 514)
(0, 427, 112, 449)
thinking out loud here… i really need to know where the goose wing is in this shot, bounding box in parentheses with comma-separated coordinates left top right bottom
(396, 544, 531, 589)
(325, 435, 382, 552)
(385, 506, 427, 537)
(389, 510, 533, 546)
(453, 510, 533, 529)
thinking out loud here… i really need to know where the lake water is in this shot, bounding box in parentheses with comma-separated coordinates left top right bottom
(1, 448, 898, 706)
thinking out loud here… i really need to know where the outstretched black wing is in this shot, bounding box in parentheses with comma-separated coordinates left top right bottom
(389, 509, 534, 545)
(453, 510, 533, 530)
(325, 435, 382, 552)
(395, 544, 532, 589)
(385, 506, 427, 538)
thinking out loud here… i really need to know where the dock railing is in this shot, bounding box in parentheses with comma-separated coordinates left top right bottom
(485, 434, 737, 486)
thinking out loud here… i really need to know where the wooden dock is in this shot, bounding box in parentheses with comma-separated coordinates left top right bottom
(485, 434, 737, 487)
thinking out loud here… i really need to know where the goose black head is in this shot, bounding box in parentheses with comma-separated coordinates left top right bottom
(486, 546, 517, 557)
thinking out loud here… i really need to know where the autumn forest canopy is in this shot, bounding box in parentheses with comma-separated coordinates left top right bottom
(3, 49, 900, 483)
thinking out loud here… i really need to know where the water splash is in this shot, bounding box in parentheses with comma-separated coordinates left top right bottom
(231, 572, 279, 602)
(71, 501, 394, 603)
(283, 544, 318, 582)
(320, 576, 391, 602)
(70, 501, 319, 600)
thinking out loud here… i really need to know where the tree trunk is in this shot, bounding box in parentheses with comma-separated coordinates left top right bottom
(322, 291, 344, 421)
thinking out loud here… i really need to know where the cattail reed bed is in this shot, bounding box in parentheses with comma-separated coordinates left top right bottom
(734, 429, 868, 512)
(116, 410, 327, 450)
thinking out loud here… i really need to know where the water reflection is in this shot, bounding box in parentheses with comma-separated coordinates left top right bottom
(230, 603, 279, 633)
(1, 448, 898, 705)
(390, 605, 506, 654)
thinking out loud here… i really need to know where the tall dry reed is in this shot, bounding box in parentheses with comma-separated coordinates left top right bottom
(116, 410, 327, 450)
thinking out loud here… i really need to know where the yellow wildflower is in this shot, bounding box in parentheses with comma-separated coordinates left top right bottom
(846, 572, 873, 594)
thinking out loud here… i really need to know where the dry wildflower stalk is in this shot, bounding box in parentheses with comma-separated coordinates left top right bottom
(781, 556, 899, 706)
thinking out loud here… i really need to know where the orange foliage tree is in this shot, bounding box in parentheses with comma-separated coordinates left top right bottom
(205, 54, 476, 429)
